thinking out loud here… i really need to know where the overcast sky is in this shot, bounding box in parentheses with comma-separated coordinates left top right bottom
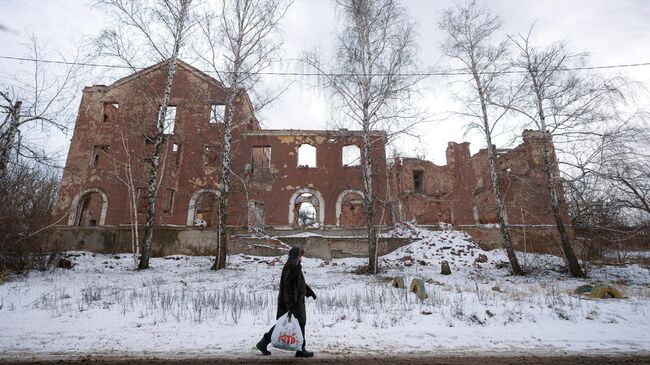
(2, 0, 649, 165)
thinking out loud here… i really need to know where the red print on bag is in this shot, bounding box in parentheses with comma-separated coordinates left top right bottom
(279, 331, 298, 345)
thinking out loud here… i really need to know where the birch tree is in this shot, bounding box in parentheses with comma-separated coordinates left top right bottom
(508, 27, 630, 277)
(96, 0, 194, 270)
(303, 0, 424, 274)
(194, 0, 291, 270)
(439, 0, 523, 275)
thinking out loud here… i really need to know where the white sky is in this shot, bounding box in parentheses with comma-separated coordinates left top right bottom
(1, 0, 649, 165)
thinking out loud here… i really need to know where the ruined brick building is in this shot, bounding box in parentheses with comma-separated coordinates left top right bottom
(52, 60, 572, 255)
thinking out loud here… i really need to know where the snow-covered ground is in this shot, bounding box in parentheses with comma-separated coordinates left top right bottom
(1, 227, 649, 360)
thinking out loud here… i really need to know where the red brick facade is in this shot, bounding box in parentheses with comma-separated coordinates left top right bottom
(54, 60, 570, 239)
(390, 131, 571, 227)
(53, 60, 387, 231)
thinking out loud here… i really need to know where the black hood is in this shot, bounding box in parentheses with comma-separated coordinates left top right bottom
(288, 247, 302, 266)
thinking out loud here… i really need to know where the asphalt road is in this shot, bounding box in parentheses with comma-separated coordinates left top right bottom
(4, 355, 650, 365)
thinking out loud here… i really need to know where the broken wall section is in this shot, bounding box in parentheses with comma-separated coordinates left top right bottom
(391, 130, 571, 228)
(235, 129, 390, 229)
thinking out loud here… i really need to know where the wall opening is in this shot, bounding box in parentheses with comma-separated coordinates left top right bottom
(90, 145, 109, 167)
(203, 144, 218, 166)
(337, 191, 366, 228)
(163, 189, 175, 214)
(75, 191, 104, 227)
(298, 201, 317, 227)
(297, 144, 317, 168)
(102, 102, 119, 123)
(248, 200, 266, 232)
(194, 191, 219, 227)
(342, 145, 361, 167)
(210, 104, 225, 124)
(251, 146, 271, 172)
(172, 143, 181, 165)
(289, 188, 325, 228)
(162, 105, 177, 135)
(413, 170, 424, 193)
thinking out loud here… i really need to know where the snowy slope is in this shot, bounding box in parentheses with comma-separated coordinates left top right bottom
(0, 227, 649, 360)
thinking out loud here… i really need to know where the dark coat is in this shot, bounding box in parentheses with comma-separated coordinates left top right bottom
(276, 261, 315, 326)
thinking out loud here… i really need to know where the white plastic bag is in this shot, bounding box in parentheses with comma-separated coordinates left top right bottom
(271, 312, 303, 351)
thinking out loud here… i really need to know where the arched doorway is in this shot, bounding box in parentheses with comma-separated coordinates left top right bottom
(336, 190, 366, 228)
(68, 188, 108, 227)
(288, 188, 325, 228)
(187, 189, 220, 228)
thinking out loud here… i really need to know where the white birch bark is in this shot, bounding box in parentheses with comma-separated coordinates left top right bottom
(439, 1, 523, 274)
(198, 0, 290, 270)
(139, 0, 190, 270)
(302, 0, 423, 274)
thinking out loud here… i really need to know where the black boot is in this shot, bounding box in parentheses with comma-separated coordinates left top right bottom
(295, 349, 314, 358)
(256, 338, 271, 356)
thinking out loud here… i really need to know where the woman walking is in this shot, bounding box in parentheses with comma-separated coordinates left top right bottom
(256, 247, 316, 358)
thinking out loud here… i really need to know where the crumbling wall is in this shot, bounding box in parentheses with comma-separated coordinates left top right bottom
(53, 60, 258, 231)
(235, 130, 389, 228)
(392, 131, 572, 231)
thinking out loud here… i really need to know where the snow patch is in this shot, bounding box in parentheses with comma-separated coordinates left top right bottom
(0, 227, 648, 360)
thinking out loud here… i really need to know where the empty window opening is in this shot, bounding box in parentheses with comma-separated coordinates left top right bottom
(194, 191, 219, 227)
(90, 145, 109, 167)
(136, 188, 148, 214)
(297, 144, 317, 168)
(298, 202, 317, 227)
(172, 143, 181, 165)
(248, 200, 266, 231)
(102, 102, 119, 123)
(252, 146, 271, 172)
(75, 192, 103, 227)
(413, 170, 424, 193)
(342, 145, 361, 167)
(204, 144, 218, 166)
(164, 189, 175, 214)
(162, 105, 176, 134)
(210, 104, 225, 124)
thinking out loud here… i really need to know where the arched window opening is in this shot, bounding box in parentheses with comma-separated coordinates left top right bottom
(297, 144, 317, 168)
(298, 202, 317, 227)
(291, 191, 322, 228)
(75, 192, 104, 227)
(194, 191, 219, 228)
(342, 145, 361, 167)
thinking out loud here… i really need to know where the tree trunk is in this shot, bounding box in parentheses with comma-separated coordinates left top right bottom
(485, 137, 523, 275)
(138, 1, 188, 270)
(0, 100, 22, 178)
(362, 118, 378, 274)
(527, 65, 585, 277)
(138, 60, 176, 270)
(540, 134, 584, 277)
(211, 89, 237, 271)
(127, 165, 140, 268)
(473, 72, 523, 275)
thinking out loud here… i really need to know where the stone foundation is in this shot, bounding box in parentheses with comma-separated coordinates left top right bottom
(34, 226, 411, 260)
(30, 224, 573, 261)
